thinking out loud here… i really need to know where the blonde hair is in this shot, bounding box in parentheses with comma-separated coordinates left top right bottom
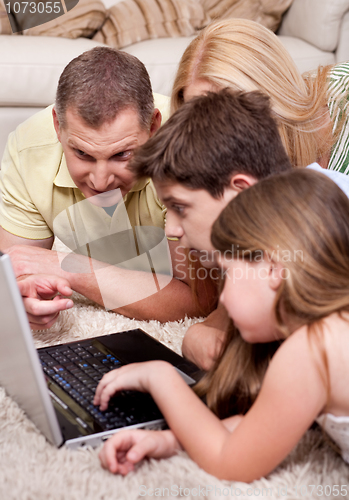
(196, 169, 349, 417)
(171, 19, 334, 168)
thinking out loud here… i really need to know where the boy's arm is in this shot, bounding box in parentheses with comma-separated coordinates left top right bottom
(182, 303, 229, 370)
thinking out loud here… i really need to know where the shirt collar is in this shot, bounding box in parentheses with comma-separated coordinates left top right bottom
(127, 177, 150, 193)
(53, 153, 78, 188)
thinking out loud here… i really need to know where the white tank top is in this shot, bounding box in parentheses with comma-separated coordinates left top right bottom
(316, 413, 349, 463)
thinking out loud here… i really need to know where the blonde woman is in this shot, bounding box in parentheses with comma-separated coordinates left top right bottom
(95, 169, 349, 480)
(171, 18, 349, 370)
(171, 18, 349, 174)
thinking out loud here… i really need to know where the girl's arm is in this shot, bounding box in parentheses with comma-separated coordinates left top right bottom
(98, 416, 243, 475)
(94, 327, 327, 481)
(99, 429, 182, 475)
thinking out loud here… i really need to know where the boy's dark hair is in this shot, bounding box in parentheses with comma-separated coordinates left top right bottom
(55, 47, 154, 130)
(129, 89, 292, 198)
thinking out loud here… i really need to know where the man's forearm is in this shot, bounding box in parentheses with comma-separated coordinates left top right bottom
(65, 264, 205, 322)
(6, 243, 217, 323)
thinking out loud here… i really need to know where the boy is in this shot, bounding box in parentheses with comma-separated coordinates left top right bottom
(129, 88, 292, 369)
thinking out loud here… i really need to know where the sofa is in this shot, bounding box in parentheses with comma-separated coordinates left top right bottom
(0, 0, 349, 158)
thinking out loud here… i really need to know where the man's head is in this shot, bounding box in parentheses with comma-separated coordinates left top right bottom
(53, 47, 161, 203)
(129, 89, 291, 259)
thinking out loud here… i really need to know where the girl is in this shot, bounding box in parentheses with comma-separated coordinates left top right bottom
(94, 169, 349, 481)
(171, 19, 349, 174)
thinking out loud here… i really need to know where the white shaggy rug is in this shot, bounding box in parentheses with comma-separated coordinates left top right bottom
(1, 292, 348, 499)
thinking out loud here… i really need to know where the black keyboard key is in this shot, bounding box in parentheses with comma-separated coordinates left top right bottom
(43, 367, 55, 376)
(40, 343, 162, 431)
(88, 358, 103, 369)
(86, 382, 98, 391)
(66, 354, 80, 362)
(53, 365, 67, 373)
(77, 361, 90, 370)
(85, 346, 104, 357)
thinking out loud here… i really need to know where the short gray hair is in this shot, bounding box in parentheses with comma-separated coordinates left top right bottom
(55, 47, 154, 130)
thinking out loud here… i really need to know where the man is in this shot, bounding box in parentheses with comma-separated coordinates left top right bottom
(128, 88, 293, 369)
(0, 47, 215, 329)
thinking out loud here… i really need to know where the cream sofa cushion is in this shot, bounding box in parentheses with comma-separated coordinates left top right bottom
(279, 0, 349, 52)
(278, 36, 335, 73)
(0, 36, 104, 106)
(123, 36, 195, 95)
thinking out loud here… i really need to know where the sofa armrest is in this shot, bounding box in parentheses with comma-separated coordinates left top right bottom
(336, 10, 349, 63)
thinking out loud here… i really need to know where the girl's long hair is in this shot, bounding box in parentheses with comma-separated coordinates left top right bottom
(195, 169, 349, 417)
(171, 18, 340, 168)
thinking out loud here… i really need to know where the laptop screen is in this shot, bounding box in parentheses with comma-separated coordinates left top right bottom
(0, 252, 63, 445)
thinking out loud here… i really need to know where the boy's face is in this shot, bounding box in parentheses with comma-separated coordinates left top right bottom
(154, 181, 238, 267)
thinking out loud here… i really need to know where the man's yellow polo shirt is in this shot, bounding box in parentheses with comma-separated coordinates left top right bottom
(0, 94, 170, 252)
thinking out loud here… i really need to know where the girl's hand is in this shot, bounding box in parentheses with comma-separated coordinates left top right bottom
(99, 429, 182, 475)
(94, 361, 166, 411)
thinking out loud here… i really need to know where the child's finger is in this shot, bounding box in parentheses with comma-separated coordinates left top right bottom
(94, 368, 129, 408)
(126, 433, 160, 463)
(94, 363, 147, 409)
(100, 431, 139, 473)
(118, 461, 135, 476)
(94, 371, 117, 406)
(98, 381, 122, 410)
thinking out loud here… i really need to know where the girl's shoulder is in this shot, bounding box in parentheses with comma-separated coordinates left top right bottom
(273, 313, 349, 377)
(279, 313, 349, 414)
(283, 312, 349, 351)
(267, 324, 322, 385)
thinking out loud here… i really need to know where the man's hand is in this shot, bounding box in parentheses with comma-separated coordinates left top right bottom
(182, 305, 229, 370)
(3, 233, 219, 323)
(17, 275, 73, 330)
(99, 429, 182, 475)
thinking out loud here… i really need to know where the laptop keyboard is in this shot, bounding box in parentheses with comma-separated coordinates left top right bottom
(39, 342, 162, 431)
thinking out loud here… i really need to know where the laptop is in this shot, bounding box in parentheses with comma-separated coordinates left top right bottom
(0, 251, 202, 449)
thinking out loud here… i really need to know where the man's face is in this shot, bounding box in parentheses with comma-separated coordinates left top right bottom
(54, 107, 158, 203)
(154, 181, 237, 267)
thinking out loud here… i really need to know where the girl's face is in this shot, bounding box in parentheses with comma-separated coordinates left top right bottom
(218, 256, 282, 343)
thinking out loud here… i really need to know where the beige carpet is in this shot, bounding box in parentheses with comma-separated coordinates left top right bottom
(0, 293, 348, 499)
